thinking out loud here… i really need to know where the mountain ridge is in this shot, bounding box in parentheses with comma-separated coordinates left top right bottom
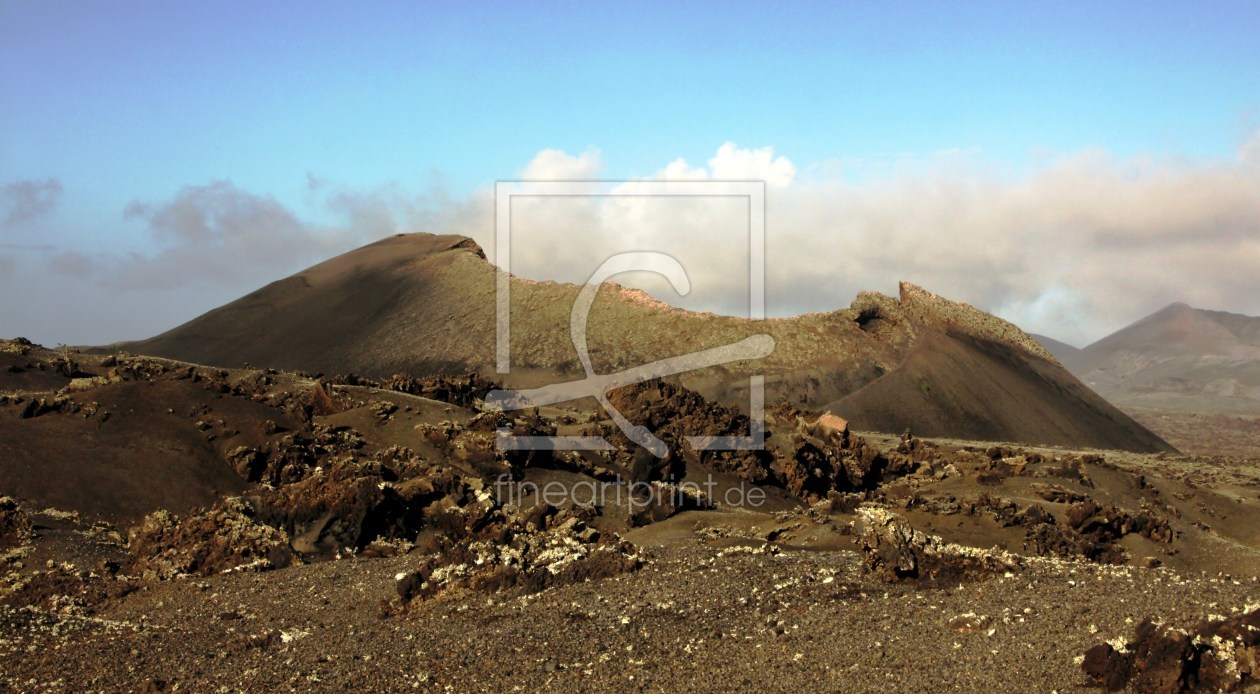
(1054, 302, 1260, 414)
(124, 232, 1172, 452)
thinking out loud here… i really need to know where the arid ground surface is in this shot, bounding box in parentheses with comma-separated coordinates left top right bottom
(2, 340, 1257, 691)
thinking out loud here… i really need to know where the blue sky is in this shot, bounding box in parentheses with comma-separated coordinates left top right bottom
(1, 1, 1258, 345)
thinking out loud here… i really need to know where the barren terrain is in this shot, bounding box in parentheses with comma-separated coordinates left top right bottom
(2, 340, 1257, 691)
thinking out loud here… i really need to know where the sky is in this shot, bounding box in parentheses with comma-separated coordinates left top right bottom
(1, 0, 1258, 347)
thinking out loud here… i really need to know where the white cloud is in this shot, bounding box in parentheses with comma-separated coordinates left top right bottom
(707, 142, 797, 188)
(520, 148, 604, 180)
(495, 144, 799, 307)
(657, 158, 708, 181)
(649, 142, 797, 188)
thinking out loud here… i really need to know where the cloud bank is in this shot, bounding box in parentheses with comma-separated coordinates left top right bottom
(441, 139, 1260, 347)
(111, 180, 360, 290)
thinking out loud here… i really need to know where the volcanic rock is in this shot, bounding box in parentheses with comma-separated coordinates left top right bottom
(855, 506, 1020, 584)
(125, 499, 294, 579)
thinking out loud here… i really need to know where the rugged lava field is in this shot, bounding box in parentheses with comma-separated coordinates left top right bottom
(2, 339, 1257, 691)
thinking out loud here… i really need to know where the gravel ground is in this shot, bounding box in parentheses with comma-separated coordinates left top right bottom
(3, 537, 1257, 692)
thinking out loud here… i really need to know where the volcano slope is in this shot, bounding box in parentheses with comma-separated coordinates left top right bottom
(1039, 302, 1260, 457)
(126, 232, 1170, 453)
(1, 340, 1257, 691)
(1065, 302, 1260, 415)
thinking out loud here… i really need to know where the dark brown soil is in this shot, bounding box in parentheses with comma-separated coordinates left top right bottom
(831, 328, 1173, 452)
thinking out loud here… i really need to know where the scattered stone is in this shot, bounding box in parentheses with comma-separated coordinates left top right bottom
(370, 401, 398, 421)
(125, 499, 294, 579)
(948, 613, 992, 634)
(384, 373, 498, 408)
(0, 497, 32, 551)
(855, 507, 1020, 585)
(392, 508, 642, 607)
(1082, 610, 1260, 691)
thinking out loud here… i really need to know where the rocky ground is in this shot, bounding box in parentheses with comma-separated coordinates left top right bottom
(1, 339, 1258, 691)
(1125, 406, 1260, 460)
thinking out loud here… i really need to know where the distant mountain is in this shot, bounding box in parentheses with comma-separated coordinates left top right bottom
(124, 232, 1173, 452)
(1031, 334, 1081, 364)
(1064, 302, 1260, 413)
